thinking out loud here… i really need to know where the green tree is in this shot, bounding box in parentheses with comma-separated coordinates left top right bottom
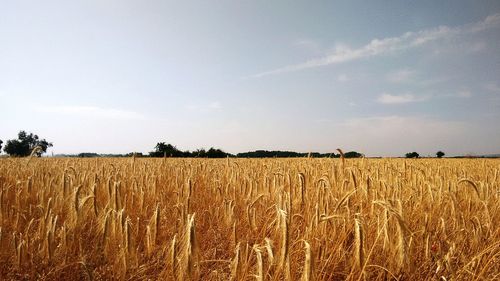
(3, 131, 53, 157)
(436, 151, 445, 158)
(405, 152, 420, 158)
(205, 148, 229, 158)
(344, 151, 363, 158)
(149, 142, 183, 157)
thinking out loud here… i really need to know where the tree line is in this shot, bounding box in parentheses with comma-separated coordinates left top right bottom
(405, 151, 445, 158)
(148, 142, 230, 158)
(0, 130, 449, 159)
(236, 150, 363, 158)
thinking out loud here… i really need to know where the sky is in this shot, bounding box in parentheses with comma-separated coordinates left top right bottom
(1, 0, 500, 157)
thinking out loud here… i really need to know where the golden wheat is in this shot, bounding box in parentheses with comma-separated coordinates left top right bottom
(0, 157, 498, 280)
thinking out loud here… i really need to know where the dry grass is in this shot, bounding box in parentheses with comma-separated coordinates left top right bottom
(0, 157, 499, 280)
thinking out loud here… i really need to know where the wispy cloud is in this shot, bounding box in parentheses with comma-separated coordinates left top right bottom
(252, 13, 500, 77)
(35, 105, 145, 120)
(377, 93, 428, 104)
(378, 90, 471, 104)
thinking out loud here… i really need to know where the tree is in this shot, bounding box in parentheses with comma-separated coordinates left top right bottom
(192, 149, 207, 157)
(405, 152, 420, 158)
(149, 142, 184, 157)
(236, 150, 339, 158)
(0, 139, 3, 152)
(436, 151, 445, 158)
(149, 142, 233, 158)
(3, 131, 53, 157)
(78, 152, 100, 158)
(344, 151, 363, 158)
(205, 148, 230, 158)
(125, 152, 144, 157)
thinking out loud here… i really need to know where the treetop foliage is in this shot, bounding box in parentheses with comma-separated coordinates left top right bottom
(3, 131, 53, 157)
(405, 151, 420, 158)
(149, 142, 231, 158)
(236, 150, 338, 158)
(436, 151, 445, 158)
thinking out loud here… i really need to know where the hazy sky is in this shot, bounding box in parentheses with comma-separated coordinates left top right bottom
(1, 1, 500, 156)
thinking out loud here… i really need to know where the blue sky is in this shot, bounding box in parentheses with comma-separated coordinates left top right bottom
(1, 0, 499, 156)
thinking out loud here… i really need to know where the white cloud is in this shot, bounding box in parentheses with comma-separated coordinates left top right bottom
(377, 93, 427, 104)
(35, 105, 145, 120)
(252, 13, 500, 77)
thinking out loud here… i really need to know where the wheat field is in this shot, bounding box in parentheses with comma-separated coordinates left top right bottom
(0, 157, 498, 280)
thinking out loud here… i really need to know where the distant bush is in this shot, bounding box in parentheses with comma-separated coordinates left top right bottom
(405, 152, 420, 158)
(344, 151, 363, 158)
(78, 153, 100, 158)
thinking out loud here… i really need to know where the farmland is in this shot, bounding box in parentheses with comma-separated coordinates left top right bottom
(0, 158, 498, 280)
